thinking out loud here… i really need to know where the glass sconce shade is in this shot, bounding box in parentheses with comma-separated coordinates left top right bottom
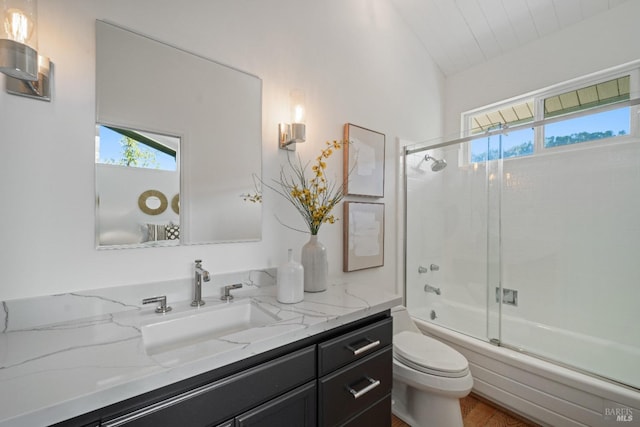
(290, 89, 305, 124)
(0, 0, 38, 81)
(279, 89, 306, 150)
(1, 0, 37, 47)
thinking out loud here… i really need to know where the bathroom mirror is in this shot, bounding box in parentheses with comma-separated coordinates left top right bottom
(95, 20, 262, 248)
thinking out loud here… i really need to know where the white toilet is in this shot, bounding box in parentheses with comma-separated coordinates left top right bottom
(391, 306, 473, 427)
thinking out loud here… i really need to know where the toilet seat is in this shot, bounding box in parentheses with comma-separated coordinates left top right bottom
(394, 331, 469, 378)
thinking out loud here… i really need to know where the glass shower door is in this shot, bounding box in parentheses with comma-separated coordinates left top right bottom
(496, 122, 640, 389)
(404, 141, 493, 343)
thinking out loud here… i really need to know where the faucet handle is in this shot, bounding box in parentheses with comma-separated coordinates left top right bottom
(142, 295, 172, 313)
(221, 283, 243, 301)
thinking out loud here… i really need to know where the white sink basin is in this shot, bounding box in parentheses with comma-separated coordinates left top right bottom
(141, 299, 280, 354)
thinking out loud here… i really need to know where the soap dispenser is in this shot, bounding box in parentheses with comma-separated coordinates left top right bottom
(277, 249, 304, 303)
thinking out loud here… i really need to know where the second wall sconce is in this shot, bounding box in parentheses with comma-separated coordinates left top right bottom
(278, 89, 306, 151)
(0, 0, 52, 101)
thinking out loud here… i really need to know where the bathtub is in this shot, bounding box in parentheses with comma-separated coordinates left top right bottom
(409, 305, 640, 427)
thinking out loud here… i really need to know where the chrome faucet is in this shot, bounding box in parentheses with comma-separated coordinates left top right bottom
(424, 284, 441, 295)
(221, 283, 243, 301)
(142, 295, 172, 313)
(191, 259, 210, 307)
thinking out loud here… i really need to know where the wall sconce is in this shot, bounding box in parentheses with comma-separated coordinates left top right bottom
(278, 89, 306, 151)
(0, 0, 51, 101)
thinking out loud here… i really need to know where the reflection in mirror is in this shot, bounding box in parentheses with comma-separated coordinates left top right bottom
(95, 20, 262, 248)
(96, 125, 180, 247)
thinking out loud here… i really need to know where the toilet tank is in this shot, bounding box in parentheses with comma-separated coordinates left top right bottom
(391, 306, 422, 336)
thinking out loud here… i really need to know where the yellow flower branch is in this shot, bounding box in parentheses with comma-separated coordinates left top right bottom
(244, 140, 347, 235)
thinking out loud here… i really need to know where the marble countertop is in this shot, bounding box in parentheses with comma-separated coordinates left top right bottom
(0, 274, 401, 427)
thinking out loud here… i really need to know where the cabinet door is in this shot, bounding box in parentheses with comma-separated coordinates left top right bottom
(235, 381, 317, 427)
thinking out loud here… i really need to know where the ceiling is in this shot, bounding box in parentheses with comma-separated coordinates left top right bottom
(390, 0, 632, 76)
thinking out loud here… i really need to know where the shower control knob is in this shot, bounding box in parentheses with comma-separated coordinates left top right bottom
(430, 264, 440, 271)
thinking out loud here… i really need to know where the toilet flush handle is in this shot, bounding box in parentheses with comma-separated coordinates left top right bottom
(346, 338, 381, 355)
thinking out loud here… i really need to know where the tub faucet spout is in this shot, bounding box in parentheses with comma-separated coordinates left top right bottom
(192, 259, 210, 307)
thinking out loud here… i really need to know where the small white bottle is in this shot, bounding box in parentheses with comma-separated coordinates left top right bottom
(277, 249, 304, 304)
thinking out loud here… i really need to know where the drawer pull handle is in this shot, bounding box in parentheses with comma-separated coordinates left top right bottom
(346, 339, 381, 355)
(348, 376, 381, 399)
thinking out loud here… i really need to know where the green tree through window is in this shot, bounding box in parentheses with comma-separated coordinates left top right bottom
(105, 136, 160, 168)
(97, 125, 177, 171)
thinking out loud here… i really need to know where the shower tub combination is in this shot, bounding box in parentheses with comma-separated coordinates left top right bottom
(403, 100, 640, 426)
(411, 302, 639, 426)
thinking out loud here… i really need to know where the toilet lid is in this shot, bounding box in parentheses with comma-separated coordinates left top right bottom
(394, 331, 469, 378)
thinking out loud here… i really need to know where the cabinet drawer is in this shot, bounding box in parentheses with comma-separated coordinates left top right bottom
(318, 347, 392, 427)
(318, 316, 392, 376)
(342, 394, 391, 427)
(103, 346, 315, 427)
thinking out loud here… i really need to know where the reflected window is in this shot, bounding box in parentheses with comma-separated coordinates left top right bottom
(96, 125, 177, 171)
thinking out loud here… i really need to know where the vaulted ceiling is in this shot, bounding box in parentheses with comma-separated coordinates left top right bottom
(390, 0, 633, 76)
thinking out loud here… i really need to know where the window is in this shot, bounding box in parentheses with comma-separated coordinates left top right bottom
(543, 76, 630, 148)
(470, 127, 534, 163)
(469, 100, 534, 135)
(96, 125, 178, 171)
(463, 64, 639, 164)
(544, 107, 630, 148)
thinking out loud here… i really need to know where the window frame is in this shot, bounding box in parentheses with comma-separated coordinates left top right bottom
(461, 62, 640, 164)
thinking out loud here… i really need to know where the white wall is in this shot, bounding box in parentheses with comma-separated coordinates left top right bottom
(0, 0, 443, 300)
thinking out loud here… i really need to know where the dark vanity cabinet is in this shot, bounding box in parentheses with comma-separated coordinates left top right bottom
(54, 311, 392, 427)
(318, 318, 393, 426)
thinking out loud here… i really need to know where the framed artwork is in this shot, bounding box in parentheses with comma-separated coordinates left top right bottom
(343, 202, 384, 272)
(343, 123, 385, 197)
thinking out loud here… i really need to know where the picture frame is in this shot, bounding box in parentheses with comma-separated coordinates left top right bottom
(343, 202, 384, 272)
(343, 123, 385, 197)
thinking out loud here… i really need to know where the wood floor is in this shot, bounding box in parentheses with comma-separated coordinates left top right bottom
(391, 393, 540, 427)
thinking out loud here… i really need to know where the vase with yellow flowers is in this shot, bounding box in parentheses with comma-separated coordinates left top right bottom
(253, 140, 346, 292)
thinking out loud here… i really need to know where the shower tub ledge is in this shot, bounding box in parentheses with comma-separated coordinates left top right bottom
(412, 316, 640, 427)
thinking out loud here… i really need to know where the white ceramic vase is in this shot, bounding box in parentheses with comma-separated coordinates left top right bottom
(301, 234, 328, 292)
(277, 249, 304, 303)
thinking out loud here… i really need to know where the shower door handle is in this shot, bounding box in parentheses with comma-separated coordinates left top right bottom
(346, 338, 381, 355)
